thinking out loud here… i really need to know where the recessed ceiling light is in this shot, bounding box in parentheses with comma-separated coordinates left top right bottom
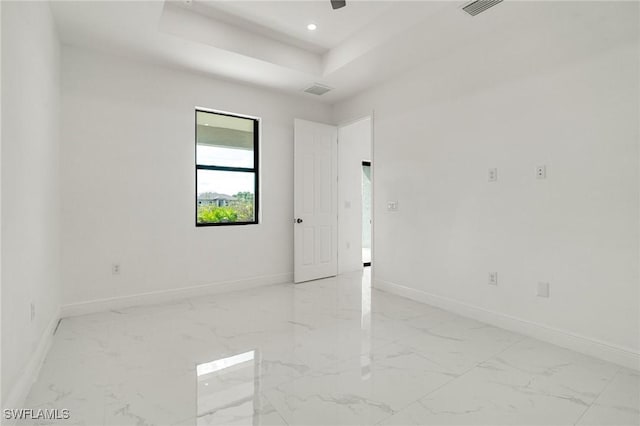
(307, 23, 317, 31)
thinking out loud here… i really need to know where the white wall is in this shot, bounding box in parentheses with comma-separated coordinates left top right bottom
(333, 1, 639, 363)
(338, 117, 371, 273)
(1, 0, 61, 407)
(0, 0, 4, 408)
(60, 47, 332, 308)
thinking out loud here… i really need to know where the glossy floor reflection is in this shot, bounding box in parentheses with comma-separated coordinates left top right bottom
(22, 270, 639, 425)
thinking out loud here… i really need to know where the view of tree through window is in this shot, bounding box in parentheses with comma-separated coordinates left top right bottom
(196, 110, 259, 226)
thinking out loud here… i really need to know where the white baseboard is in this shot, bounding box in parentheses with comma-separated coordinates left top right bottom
(2, 308, 60, 417)
(60, 272, 293, 318)
(374, 279, 640, 371)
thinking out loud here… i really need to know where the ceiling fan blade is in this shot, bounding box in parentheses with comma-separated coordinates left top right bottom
(330, 0, 346, 10)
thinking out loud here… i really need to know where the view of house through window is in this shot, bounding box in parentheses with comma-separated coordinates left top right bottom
(196, 110, 259, 225)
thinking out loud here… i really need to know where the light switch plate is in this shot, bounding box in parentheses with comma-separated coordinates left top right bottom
(488, 168, 498, 182)
(537, 282, 550, 298)
(488, 272, 498, 285)
(387, 201, 398, 211)
(536, 165, 546, 179)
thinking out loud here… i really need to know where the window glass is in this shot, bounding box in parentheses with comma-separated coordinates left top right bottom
(196, 111, 254, 168)
(196, 170, 255, 224)
(195, 110, 259, 226)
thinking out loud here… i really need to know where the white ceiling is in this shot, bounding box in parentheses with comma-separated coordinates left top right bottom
(192, 1, 397, 52)
(49, 0, 639, 104)
(50, 0, 456, 102)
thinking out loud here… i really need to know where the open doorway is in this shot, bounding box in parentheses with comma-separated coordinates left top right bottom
(337, 116, 372, 274)
(362, 161, 372, 267)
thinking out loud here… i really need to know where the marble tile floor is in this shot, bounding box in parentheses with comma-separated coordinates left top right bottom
(21, 270, 639, 426)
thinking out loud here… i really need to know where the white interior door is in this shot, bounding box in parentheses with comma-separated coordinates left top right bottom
(294, 119, 338, 283)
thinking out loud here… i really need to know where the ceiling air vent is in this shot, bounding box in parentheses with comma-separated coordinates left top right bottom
(462, 0, 503, 16)
(304, 83, 332, 96)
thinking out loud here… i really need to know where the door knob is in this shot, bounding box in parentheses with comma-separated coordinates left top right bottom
(296, 218, 303, 224)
